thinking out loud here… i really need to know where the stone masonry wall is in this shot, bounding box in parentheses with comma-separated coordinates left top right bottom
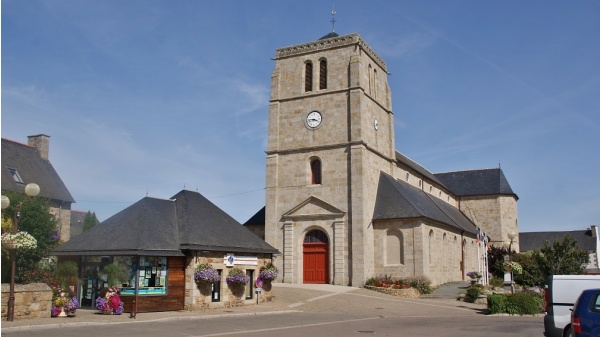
(1, 283, 52, 320)
(184, 252, 273, 311)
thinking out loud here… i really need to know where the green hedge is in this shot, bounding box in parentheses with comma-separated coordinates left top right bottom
(486, 292, 543, 315)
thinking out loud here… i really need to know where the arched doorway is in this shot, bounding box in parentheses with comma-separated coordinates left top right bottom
(303, 230, 329, 284)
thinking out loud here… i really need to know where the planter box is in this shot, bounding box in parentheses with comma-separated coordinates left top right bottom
(364, 286, 420, 299)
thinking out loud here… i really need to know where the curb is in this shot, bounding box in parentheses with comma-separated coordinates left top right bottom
(1, 310, 302, 333)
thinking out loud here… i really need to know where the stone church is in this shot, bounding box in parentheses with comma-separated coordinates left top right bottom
(246, 31, 519, 287)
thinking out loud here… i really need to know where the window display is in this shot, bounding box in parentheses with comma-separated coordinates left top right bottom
(118, 256, 168, 295)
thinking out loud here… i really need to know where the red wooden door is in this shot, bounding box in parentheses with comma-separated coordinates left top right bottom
(303, 242, 328, 284)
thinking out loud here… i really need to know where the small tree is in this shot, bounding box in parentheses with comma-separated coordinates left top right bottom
(512, 252, 545, 287)
(488, 246, 511, 278)
(83, 211, 99, 232)
(534, 233, 589, 277)
(1, 191, 59, 283)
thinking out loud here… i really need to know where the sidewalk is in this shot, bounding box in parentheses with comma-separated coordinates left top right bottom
(1, 282, 471, 332)
(1, 283, 345, 332)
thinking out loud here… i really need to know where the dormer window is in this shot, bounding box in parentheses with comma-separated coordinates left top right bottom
(319, 59, 327, 90)
(305, 61, 313, 92)
(7, 168, 24, 183)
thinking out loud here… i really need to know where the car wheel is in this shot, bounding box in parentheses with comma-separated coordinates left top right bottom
(564, 326, 573, 337)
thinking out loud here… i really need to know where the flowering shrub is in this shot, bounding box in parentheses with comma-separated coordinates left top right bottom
(1, 231, 37, 250)
(504, 261, 523, 275)
(226, 267, 250, 286)
(259, 262, 279, 281)
(467, 271, 482, 279)
(95, 287, 124, 315)
(194, 263, 221, 283)
(22, 269, 59, 287)
(365, 275, 433, 294)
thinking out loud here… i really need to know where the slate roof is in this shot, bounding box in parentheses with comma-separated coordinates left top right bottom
(52, 190, 279, 256)
(395, 151, 445, 187)
(1, 138, 75, 203)
(434, 168, 517, 199)
(319, 32, 339, 40)
(244, 207, 265, 226)
(373, 172, 477, 234)
(519, 230, 597, 252)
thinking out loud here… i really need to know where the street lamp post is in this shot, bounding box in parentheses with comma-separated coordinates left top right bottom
(2, 183, 40, 321)
(503, 231, 517, 294)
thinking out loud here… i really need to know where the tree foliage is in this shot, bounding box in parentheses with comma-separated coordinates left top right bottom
(534, 233, 589, 277)
(1, 190, 59, 283)
(83, 211, 99, 232)
(512, 251, 545, 287)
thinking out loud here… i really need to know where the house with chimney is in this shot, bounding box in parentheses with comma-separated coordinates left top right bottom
(1, 134, 75, 241)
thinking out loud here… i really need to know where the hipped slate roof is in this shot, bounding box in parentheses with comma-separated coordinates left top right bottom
(434, 168, 517, 199)
(373, 172, 477, 234)
(1, 139, 75, 203)
(520, 230, 597, 252)
(52, 190, 279, 256)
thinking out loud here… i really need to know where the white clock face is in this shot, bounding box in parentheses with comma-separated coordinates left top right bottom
(306, 111, 322, 129)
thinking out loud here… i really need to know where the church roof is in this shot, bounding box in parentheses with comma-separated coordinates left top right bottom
(373, 172, 477, 234)
(244, 206, 265, 225)
(1, 138, 75, 203)
(319, 32, 339, 40)
(52, 190, 279, 256)
(395, 151, 444, 186)
(434, 168, 518, 199)
(519, 230, 597, 252)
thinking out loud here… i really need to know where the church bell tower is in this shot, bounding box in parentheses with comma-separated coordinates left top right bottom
(264, 32, 396, 286)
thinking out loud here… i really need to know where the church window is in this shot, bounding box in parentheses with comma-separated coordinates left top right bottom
(305, 61, 313, 92)
(319, 59, 327, 90)
(406, 173, 410, 181)
(428, 230, 434, 265)
(373, 69, 378, 99)
(429, 186, 433, 193)
(386, 230, 404, 265)
(310, 158, 322, 185)
(304, 230, 328, 243)
(368, 64, 373, 95)
(419, 180, 422, 187)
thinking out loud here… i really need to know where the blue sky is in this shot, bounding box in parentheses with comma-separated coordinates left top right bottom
(2, 1, 599, 233)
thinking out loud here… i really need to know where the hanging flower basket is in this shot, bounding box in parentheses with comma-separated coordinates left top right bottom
(226, 267, 250, 286)
(194, 263, 221, 284)
(258, 262, 279, 282)
(1, 232, 37, 250)
(2, 238, 17, 250)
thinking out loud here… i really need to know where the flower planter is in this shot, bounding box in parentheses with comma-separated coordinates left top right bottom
(2, 239, 17, 250)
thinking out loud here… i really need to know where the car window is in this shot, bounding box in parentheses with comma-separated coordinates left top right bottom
(592, 294, 600, 313)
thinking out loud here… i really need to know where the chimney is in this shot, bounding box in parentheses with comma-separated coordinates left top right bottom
(592, 225, 597, 238)
(27, 134, 51, 161)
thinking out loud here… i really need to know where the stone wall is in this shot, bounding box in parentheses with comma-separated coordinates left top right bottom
(1, 283, 52, 320)
(184, 252, 273, 311)
(364, 285, 420, 299)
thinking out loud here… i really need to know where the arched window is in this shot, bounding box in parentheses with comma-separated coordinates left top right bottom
(368, 64, 373, 95)
(305, 62, 313, 92)
(304, 230, 328, 243)
(386, 230, 404, 265)
(319, 59, 327, 90)
(373, 69, 377, 99)
(428, 230, 434, 265)
(310, 158, 322, 185)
